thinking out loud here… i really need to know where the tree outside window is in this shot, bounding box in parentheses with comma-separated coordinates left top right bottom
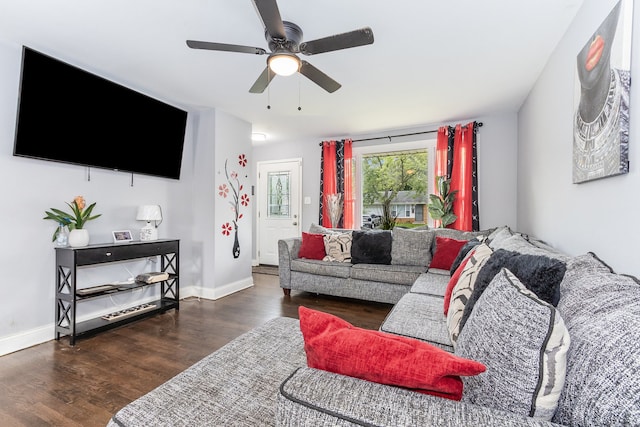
(361, 150, 428, 229)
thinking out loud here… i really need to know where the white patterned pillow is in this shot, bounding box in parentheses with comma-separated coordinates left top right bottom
(455, 268, 570, 421)
(323, 232, 352, 262)
(446, 243, 493, 346)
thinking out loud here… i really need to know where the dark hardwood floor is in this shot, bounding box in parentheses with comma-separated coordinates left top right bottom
(0, 273, 393, 426)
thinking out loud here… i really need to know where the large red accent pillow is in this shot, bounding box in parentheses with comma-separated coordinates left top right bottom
(443, 254, 473, 316)
(429, 236, 469, 270)
(298, 232, 326, 260)
(298, 306, 486, 401)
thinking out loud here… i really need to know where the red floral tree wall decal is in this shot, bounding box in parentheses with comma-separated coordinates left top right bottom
(219, 154, 249, 258)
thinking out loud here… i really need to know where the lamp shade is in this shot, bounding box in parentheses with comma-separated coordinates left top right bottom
(268, 53, 300, 76)
(136, 205, 162, 221)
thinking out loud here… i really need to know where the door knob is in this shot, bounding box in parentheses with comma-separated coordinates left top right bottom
(293, 222, 298, 226)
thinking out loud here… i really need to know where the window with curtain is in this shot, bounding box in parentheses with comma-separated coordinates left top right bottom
(319, 139, 353, 228)
(434, 121, 480, 231)
(354, 140, 435, 229)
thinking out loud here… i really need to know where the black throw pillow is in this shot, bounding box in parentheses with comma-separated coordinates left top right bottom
(449, 239, 482, 276)
(350, 230, 392, 264)
(459, 249, 567, 332)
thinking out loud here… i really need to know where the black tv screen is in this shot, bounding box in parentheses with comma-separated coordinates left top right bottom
(13, 47, 188, 180)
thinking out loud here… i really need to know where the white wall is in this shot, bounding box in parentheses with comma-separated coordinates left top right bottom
(190, 109, 253, 300)
(212, 110, 253, 296)
(0, 41, 252, 355)
(251, 112, 519, 261)
(517, 0, 640, 277)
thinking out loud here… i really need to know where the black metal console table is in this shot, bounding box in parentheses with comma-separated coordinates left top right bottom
(54, 239, 179, 345)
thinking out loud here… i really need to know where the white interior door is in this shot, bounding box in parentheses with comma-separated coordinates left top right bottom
(257, 159, 302, 266)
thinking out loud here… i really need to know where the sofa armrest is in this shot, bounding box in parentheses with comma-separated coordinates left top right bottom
(278, 238, 301, 289)
(277, 367, 563, 427)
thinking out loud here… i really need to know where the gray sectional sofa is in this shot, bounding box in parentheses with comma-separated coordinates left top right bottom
(278, 224, 486, 304)
(108, 226, 640, 426)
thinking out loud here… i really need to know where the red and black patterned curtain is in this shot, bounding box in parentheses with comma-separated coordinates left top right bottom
(434, 121, 479, 231)
(319, 139, 353, 228)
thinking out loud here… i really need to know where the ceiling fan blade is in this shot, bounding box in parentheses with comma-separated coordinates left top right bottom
(299, 61, 341, 93)
(252, 0, 286, 40)
(299, 27, 374, 55)
(249, 67, 276, 93)
(186, 40, 266, 55)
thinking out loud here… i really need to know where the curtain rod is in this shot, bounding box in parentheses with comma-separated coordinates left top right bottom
(319, 122, 483, 145)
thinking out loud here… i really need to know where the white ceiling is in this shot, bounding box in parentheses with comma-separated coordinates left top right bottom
(1, 0, 584, 146)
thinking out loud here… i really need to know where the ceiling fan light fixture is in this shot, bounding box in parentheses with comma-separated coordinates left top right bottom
(268, 52, 300, 76)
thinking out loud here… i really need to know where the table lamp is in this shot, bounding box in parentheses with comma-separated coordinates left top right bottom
(136, 205, 163, 241)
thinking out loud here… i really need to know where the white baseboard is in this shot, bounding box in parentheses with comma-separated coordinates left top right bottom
(0, 279, 253, 356)
(197, 276, 254, 300)
(0, 295, 164, 356)
(0, 325, 53, 357)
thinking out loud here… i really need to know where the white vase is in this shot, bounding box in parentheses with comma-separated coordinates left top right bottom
(68, 229, 90, 248)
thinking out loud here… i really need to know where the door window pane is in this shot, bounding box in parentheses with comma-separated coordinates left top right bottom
(268, 172, 290, 218)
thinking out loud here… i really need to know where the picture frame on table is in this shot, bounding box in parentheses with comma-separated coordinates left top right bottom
(112, 230, 133, 243)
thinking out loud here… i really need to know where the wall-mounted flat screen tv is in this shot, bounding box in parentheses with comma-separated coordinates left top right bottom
(13, 46, 188, 180)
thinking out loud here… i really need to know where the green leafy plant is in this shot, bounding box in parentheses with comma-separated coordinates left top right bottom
(362, 151, 427, 230)
(428, 176, 458, 228)
(43, 196, 101, 241)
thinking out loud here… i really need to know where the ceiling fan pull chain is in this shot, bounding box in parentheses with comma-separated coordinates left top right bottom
(298, 73, 302, 111)
(267, 68, 271, 109)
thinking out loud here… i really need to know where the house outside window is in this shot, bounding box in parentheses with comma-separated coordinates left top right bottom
(352, 137, 437, 229)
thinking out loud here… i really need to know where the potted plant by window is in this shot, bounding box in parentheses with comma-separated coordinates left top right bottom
(428, 176, 458, 228)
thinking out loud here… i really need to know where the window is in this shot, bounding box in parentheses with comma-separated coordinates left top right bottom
(353, 138, 436, 228)
(267, 171, 290, 217)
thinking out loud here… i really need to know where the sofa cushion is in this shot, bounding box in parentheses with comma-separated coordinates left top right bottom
(428, 267, 450, 276)
(290, 258, 352, 278)
(490, 233, 569, 261)
(298, 232, 326, 260)
(484, 225, 513, 246)
(456, 268, 570, 421)
(278, 367, 562, 427)
(380, 293, 453, 352)
(350, 263, 425, 286)
(429, 236, 468, 270)
(108, 317, 306, 426)
(322, 232, 352, 262)
(431, 227, 487, 243)
(391, 227, 435, 267)
(553, 253, 640, 426)
(447, 243, 493, 346)
(299, 306, 485, 401)
(309, 223, 349, 234)
(350, 229, 392, 264)
(410, 272, 449, 298)
(459, 249, 567, 332)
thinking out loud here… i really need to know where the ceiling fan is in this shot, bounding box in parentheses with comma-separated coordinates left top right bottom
(186, 0, 374, 94)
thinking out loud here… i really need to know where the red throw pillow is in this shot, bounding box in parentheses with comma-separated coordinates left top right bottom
(298, 306, 486, 401)
(298, 232, 326, 260)
(443, 254, 473, 316)
(429, 236, 469, 270)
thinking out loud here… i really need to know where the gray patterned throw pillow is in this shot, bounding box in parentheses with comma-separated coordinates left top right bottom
(455, 268, 570, 421)
(553, 253, 640, 426)
(391, 227, 435, 267)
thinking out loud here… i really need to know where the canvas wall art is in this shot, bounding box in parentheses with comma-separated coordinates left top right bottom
(573, 0, 633, 183)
